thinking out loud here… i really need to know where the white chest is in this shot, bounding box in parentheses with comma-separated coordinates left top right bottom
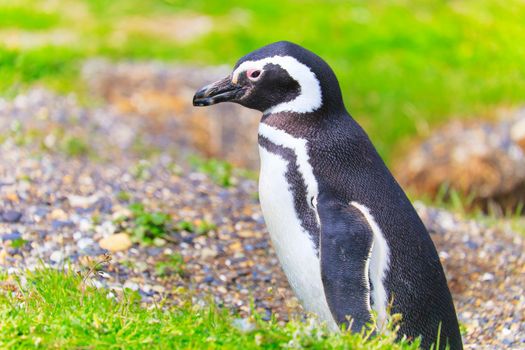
(258, 145, 337, 329)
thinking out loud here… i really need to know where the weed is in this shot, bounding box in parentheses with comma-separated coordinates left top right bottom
(189, 155, 234, 187)
(116, 191, 132, 202)
(195, 219, 217, 235)
(175, 220, 195, 232)
(127, 202, 171, 243)
(61, 136, 89, 157)
(10, 238, 27, 249)
(175, 219, 217, 236)
(131, 160, 152, 180)
(155, 253, 185, 278)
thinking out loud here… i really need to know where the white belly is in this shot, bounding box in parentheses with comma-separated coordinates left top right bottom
(258, 146, 337, 329)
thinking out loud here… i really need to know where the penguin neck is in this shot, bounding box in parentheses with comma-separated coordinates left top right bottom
(261, 105, 348, 138)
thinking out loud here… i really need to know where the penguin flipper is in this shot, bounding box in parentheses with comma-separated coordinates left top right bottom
(317, 192, 374, 333)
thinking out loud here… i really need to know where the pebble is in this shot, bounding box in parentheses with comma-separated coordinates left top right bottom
(98, 233, 132, 252)
(77, 237, 95, 250)
(51, 220, 75, 230)
(68, 194, 100, 208)
(231, 318, 255, 332)
(2, 210, 22, 223)
(50, 251, 65, 264)
(1, 231, 22, 241)
(123, 281, 139, 291)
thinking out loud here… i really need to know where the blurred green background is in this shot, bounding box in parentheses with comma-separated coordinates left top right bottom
(1, 0, 525, 160)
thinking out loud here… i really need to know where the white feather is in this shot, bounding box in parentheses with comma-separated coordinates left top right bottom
(258, 123, 336, 330)
(258, 123, 318, 209)
(350, 201, 391, 329)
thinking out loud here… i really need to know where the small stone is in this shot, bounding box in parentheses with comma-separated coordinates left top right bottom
(146, 247, 162, 256)
(33, 207, 49, 219)
(152, 285, 165, 293)
(51, 220, 75, 230)
(228, 241, 242, 252)
(94, 197, 113, 213)
(123, 281, 139, 291)
(200, 247, 218, 259)
(204, 275, 214, 283)
(231, 318, 255, 332)
(98, 233, 132, 252)
(97, 271, 111, 279)
(50, 251, 64, 264)
(78, 219, 92, 232)
(2, 210, 22, 223)
(68, 194, 100, 208)
(95, 221, 116, 236)
(1, 231, 22, 241)
(77, 237, 94, 250)
(50, 208, 67, 220)
(481, 272, 495, 282)
(237, 230, 254, 238)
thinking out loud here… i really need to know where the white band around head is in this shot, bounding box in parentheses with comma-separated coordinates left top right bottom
(232, 55, 322, 114)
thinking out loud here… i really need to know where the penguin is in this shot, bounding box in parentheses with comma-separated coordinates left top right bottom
(193, 41, 463, 350)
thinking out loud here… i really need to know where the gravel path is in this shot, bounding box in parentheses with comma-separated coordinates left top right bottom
(1, 89, 524, 349)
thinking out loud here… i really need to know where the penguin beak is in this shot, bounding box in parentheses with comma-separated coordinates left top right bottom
(193, 76, 243, 106)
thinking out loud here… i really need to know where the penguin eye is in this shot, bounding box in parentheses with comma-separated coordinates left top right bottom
(247, 69, 262, 81)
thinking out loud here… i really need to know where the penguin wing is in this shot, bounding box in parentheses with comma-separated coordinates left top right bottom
(317, 192, 374, 332)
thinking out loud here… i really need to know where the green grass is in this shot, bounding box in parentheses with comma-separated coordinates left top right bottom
(0, 268, 420, 349)
(1, 0, 524, 161)
(0, 6, 59, 30)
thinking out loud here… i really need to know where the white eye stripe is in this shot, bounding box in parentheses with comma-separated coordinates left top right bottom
(232, 55, 322, 114)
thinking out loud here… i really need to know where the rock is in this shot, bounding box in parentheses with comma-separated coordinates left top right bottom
(77, 237, 95, 250)
(123, 280, 139, 291)
(95, 221, 116, 236)
(94, 197, 113, 213)
(51, 220, 76, 230)
(2, 210, 22, 223)
(50, 208, 68, 220)
(200, 247, 218, 259)
(1, 231, 22, 241)
(98, 233, 132, 252)
(237, 230, 254, 238)
(50, 251, 64, 264)
(231, 318, 255, 332)
(395, 108, 525, 213)
(67, 194, 100, 208)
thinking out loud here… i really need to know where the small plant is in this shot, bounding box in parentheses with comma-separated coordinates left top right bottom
(131, 160, 152, 180)
(195, 220, 217, 235)
(175, 220, 195, 232)
(155, 253, 185, 278)
(127, 203, 171, 243)
(189, 155, 234, 187)
(61, 136, 89, 157)
(175, 219, 216, 236)
(10, 238, 27, 249)
(116, 191, 131, 202)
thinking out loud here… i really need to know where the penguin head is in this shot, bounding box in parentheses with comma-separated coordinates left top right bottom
(193, 41, 344, 115)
